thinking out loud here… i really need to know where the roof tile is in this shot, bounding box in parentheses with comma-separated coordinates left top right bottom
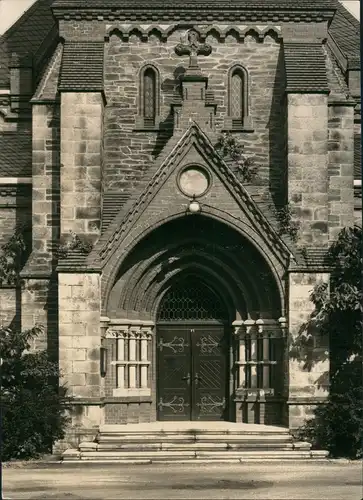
(0, 133, 32, 177)
(33, 43, 63, 101)
(298, 247, 333, 269)
(52, 0, 336, 9)
(354, 133, 361, 180)
(329, 1, 360, 65)
(0, 0, 56, 88)
(102, 192, 130, 232)
(284, 43, 329, 92)
(59, 42, 104, 91)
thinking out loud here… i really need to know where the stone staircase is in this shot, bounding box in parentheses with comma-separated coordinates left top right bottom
(62, 422, 328, 463)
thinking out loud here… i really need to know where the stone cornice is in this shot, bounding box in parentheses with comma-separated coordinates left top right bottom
(52, 8, 335, 23)
(105, 24, 283, 43)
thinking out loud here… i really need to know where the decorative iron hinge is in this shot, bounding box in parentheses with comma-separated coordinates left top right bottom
(158, 396, 189, 413)
(157, 336, 189, 353)
(196, 335, 220, 354)
(197, 395, 226, 414)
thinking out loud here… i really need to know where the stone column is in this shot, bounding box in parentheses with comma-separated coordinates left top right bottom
(287, 93, 329, 246)
(245, 321, 257, 423)
(232, 321, 244, 423)
(56, 272, 101, 452)
(262, 334, 270, 388)
(60, 92, 104, 244)
(102, 320, 154, 425)
(20, 103, 60, 350)
(58, 272, 101, 401)
(31, 103, 60, 264)
(288, 272, 330, 429)
(327, 100, 355, 242)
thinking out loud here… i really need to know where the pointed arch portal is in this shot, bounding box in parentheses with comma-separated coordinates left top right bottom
(106, 215, 286, 424)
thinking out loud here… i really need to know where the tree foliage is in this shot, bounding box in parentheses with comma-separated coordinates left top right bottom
(58, 230, 93, 258)
(215, 132, 258, 183)
(0, 223, 30, 285)
(296, 226, 362, 458)
(0, 325, 71, 461)
(269, 202, 301, 243)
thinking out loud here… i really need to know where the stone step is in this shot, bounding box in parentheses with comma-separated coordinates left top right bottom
(91, 442, 295, 452)
(99, 429, 291, 436)
(63, 449, 328, 462)
(96, 433, 293, 444)
(99, 424, 289, 434)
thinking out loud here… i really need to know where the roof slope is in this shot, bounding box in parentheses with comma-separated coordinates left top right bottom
(0, 0, 358, 92)
(0, 0, 56, 88)
(52, 0, 336, 8)
(59, 42, 104, 91)
(0, 133, 32, 177)
(284, 43, 329, 92)
(354, 133, 361, 180)
(329, 1, 360, 67)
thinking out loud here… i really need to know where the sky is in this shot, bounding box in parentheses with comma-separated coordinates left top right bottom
(0, 0, 361, 35)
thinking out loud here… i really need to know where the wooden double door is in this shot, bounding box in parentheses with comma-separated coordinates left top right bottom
(157, 323, 229, 421)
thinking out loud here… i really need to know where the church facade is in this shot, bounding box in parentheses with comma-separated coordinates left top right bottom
(0, 0, 361, 449)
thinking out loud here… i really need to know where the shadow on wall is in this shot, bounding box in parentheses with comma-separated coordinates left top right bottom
(289, 310, 330, 390)
(45, 105, 61, 363)
(151, 66, 187, 159)
(267, 45, 287, 208)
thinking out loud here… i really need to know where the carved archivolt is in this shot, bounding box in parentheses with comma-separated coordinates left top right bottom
(105, 24, 282, 43)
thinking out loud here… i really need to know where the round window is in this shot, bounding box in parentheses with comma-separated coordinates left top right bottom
(178, 166, 210, 198)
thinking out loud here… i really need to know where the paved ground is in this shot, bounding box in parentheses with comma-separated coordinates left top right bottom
(2, 461, 362, 500)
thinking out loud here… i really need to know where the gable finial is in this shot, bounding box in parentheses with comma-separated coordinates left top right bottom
(175, 29, 212, 70)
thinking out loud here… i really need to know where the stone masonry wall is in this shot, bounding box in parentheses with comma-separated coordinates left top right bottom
(32, 103, 60, 262)
(21, 279, 53, 351)
(288, 272, 330, 429)
(0, 187, 31, 332)
(0, 206, 17, 248)
(328, 103, 355, 241)
(58, 273, 101, 399)
(0, 288, 20, 329)
(18, 104, 61, 352)
(104, 31, 286, 196)
(287, 94, 329, 246)
(60, 93, 103, 242)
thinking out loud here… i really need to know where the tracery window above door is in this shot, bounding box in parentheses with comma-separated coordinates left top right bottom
(157, 278, 229, 322)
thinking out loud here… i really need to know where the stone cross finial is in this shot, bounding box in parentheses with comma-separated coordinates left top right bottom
(175, 29, 212, 69)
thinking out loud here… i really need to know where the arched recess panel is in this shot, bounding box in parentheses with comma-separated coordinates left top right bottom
(106, 216, 283, 320)
(104, 216, 287, 425)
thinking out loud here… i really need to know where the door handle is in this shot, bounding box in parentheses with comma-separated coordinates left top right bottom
(182, 373, 191, 385)
(194, 373, 201, 384)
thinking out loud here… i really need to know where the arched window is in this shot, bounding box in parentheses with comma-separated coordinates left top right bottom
(137, 64, 160, 129)
(143, 68, 156, 126)
(230, 68, 245, 128)
(226, 65, 251, 130)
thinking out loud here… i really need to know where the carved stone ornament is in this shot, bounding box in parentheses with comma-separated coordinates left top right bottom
(175, 29, 212, 66)
(178, 166, 210, 198)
